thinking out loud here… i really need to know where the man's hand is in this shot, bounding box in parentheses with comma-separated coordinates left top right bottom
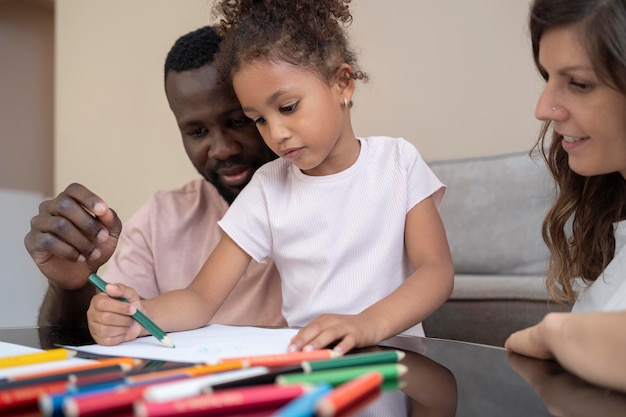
(25, 183, 122, 289)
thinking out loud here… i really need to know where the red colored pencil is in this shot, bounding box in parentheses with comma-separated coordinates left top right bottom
(316, 371, 384, 417)
(219, 349, 339, 368)
(134, 384, 310, 417)
(0, 380, 67, 411)
(62, 383, 155, 417)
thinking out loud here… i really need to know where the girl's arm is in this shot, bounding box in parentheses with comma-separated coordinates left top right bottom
(505, 311, 626, 392)
(356, 196, 454, 341)
(88, 234, 251, 345)
(290, 196, 454, 353)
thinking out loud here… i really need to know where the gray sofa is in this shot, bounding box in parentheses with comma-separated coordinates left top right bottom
(423, 151, 571, 347)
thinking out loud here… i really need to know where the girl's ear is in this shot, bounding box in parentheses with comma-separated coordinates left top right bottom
(335, 63, 355, 101)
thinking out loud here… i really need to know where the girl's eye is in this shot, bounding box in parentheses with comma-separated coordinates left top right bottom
(280, 103, 297, 113)
(253, 116, 266, 125)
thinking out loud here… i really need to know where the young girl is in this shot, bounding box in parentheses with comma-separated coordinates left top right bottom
(88, 0, 454, 354)
(506, 0, 626, 392)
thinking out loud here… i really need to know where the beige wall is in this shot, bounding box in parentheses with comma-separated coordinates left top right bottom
(56, 0, 542, 222)
(0, 0, 54, 195)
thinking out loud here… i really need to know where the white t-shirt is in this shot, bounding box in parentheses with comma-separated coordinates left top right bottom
(102, 178, 284, 327)
(573, 221, 626, 312)
(219, 136, 445, 336)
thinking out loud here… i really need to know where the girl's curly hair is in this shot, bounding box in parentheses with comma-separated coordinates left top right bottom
(212, 0, 367, 87)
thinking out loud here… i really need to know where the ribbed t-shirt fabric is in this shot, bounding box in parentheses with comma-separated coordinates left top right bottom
(219, 136, 445, 336)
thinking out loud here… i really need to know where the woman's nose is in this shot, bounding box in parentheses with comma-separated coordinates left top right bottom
(535, 85, 567, 122)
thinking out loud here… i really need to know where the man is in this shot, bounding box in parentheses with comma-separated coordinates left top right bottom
(25, 26, 284, 327)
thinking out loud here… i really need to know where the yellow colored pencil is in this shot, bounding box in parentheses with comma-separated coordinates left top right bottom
(0, 348, 77, 369)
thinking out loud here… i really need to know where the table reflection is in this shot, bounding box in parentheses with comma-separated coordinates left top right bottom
(34, 326, 459, 417)
(507, 351, 626, 417)
(345, 344, 458, 417)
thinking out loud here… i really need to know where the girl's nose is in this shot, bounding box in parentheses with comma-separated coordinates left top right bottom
(266, 120, 290, 145)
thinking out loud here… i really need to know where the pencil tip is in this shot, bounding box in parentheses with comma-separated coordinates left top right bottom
(162, 336, 175, 348)
(397, 364, 408, 376)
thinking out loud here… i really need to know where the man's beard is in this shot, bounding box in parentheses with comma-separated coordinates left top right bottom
(200, 168, 238, 205)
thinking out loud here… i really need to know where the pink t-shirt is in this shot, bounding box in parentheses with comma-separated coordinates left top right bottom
(102, 178, 285, 327)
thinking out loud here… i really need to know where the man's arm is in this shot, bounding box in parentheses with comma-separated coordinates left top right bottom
(38, 283, 96, 326)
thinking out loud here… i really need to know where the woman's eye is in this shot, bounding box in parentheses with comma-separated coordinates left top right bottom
(569, 79, 591, 91)
(253, 116, 266, 125)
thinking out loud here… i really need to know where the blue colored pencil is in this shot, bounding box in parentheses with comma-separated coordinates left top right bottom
(272, 383, 333, 417)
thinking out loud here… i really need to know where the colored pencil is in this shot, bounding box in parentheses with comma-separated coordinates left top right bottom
(0, 348, 76, 369)
(276, 363, 407, 387)
(302, 350, 405, 373)
(134, 384, 311, 417)
(60, 383, 148, 417)
(127, 360, 244, 384)
(142, 367, 270, 402)
(6, 357, 139, 382)
(207, 364, 304, 390)
(88, 273, 174, 348)
(0, 364, 126, 390)
(40, 380, 125, 417)
(58, 362, 248, 417)
(0, 380, 68, 411)
(316, 372, 383, 416)
(219, 349, 338, 368)
(209, 350, 405, 391)
(271, 382, 333, 417)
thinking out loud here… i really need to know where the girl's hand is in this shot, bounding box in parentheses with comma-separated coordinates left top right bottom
(288, 313, 379, 354)
(87, 283, 144, 346)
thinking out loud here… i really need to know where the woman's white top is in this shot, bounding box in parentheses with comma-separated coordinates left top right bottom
(573, 221, 626, 311)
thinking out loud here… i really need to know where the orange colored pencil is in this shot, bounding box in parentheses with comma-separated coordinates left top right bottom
(316, 371, 384, 417)
(9, 357, 140, 381)
(219, 349, 339, 368)
(128, 361, 244, 384)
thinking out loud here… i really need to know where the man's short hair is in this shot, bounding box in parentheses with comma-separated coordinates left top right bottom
(164, 26, 221, 82)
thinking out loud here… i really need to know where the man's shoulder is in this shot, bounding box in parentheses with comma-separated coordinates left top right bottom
(150, 178, 225, 206)
(128, 178, 228, 226)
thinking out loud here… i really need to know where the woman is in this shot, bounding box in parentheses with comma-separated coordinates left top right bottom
(505, 0, 626, 393)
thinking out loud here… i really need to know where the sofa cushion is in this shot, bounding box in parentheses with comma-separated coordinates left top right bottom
(429, 151, 553, 276)
(451, 274, 550, 301)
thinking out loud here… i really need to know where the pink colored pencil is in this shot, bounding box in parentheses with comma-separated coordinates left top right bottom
(134, 383, 310, 417)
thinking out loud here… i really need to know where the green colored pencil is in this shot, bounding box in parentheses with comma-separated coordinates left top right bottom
(276, 363, 407, 387)
(88, 273, 175, 348)
(302, 350, 405, 373)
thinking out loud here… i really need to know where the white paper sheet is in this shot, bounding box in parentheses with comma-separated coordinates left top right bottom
(66, 325, 299, 364)
(0, 341, 92, 379)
